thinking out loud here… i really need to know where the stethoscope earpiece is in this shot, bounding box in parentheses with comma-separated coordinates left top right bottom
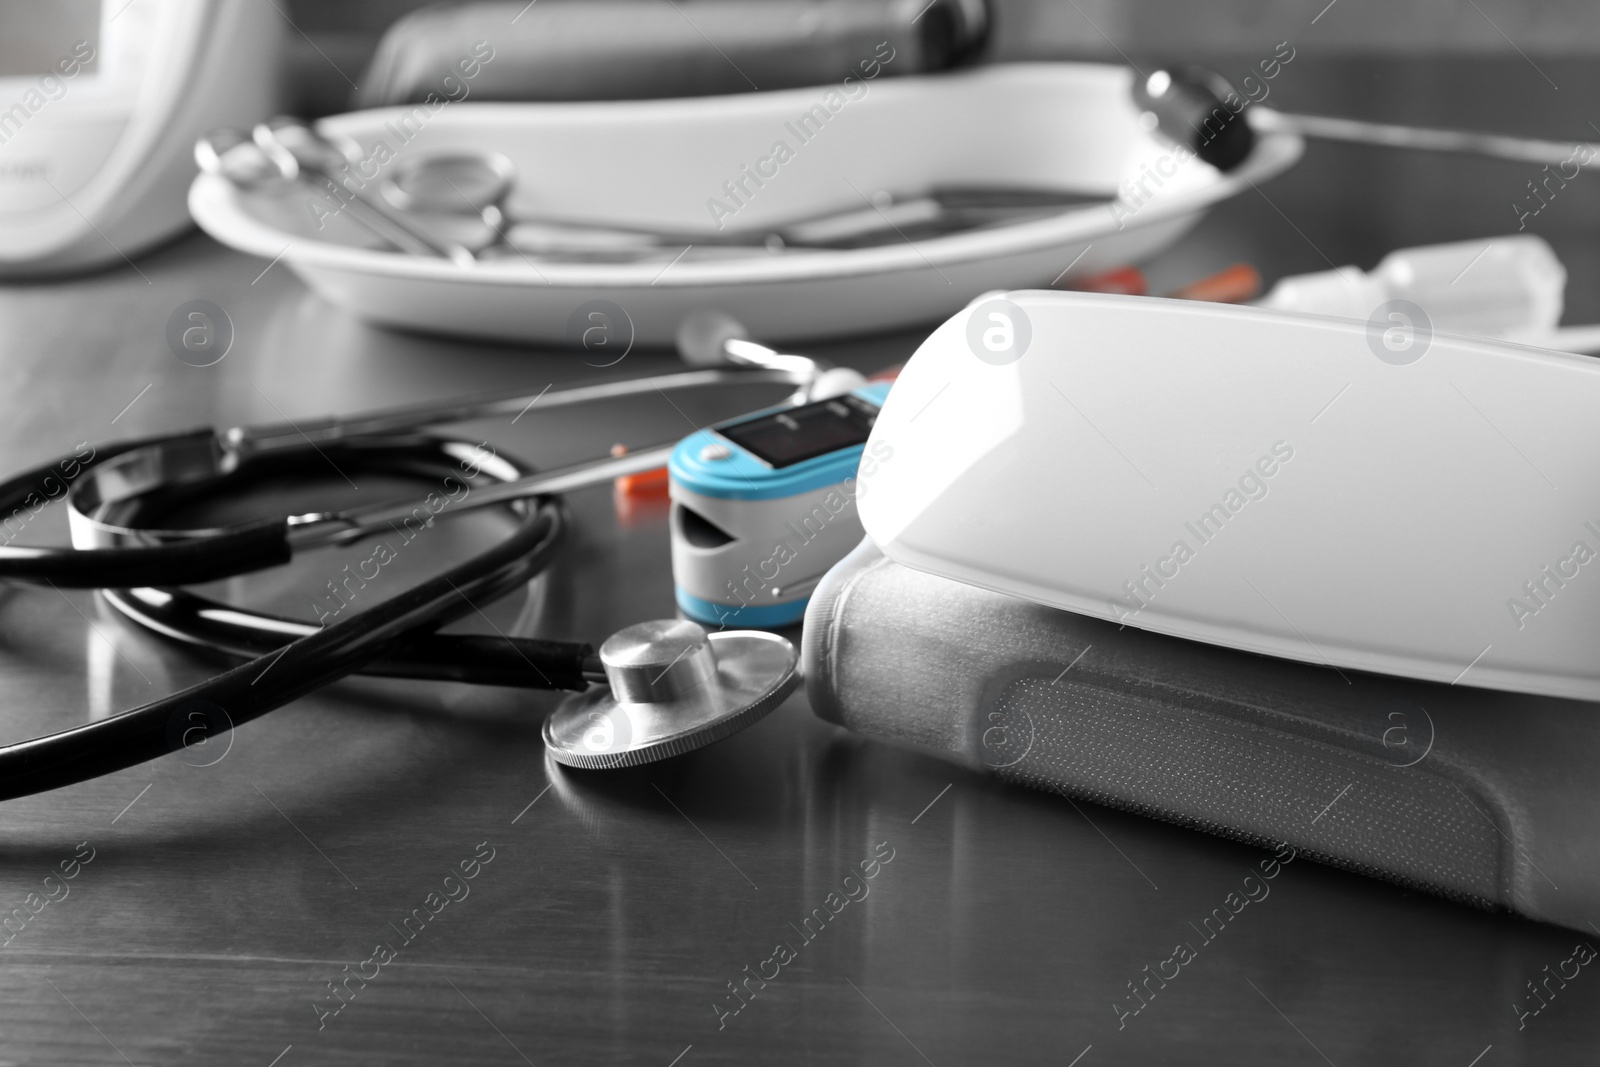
(543, 619, 799, 769)
(1135, 64, 1600, 174)
(1132, 66, 1257, 172)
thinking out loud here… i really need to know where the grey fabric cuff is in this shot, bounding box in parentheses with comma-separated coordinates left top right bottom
(804, 538, 1600, 932)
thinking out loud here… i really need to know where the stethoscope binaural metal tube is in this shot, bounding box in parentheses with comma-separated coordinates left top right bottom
(1250, 108, 1600, 170)
(285, 444, 678, 550)
(69, 435, 680, 553)
(1132, 65, 1600, 173)
(22, 357, 814, 588)
(225, 363, 812, 456)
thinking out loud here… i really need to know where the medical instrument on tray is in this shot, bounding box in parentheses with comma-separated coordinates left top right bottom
(0, 318, 838, 797)
(203, 123, 1104, 263)
(376, 149, 744, 253)
(1133, 66, 1600, 172)
(378, 150, 1104, 259)
(376, 148, 777, 258)
(372, 150, 1105, 258)
(253, 119, 479, 264)
(195, 128, 469, 262)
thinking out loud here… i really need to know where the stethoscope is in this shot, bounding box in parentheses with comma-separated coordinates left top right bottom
(0, 316, 843, 800)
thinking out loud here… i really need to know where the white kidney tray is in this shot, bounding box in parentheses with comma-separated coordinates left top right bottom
(188, 62, 1301, 347)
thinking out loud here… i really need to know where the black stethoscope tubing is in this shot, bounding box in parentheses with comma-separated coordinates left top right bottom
(0, 435, 569, 801)
(0, 431, 293, 587)
(101, 434, 598, 692)
(0, 351, 822, 798)
(108, 581, 596, 691)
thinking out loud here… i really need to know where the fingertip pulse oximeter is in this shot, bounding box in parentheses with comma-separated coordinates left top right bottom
(669, 382, 893, 628)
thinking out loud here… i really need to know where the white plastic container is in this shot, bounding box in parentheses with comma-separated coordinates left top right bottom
(860, 288, 1600, 702)
(1258, 235, 1566, 343)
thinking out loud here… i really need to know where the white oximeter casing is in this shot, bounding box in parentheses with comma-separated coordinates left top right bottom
(669, 382, 894, 628)
(859, 288, 1600, 702)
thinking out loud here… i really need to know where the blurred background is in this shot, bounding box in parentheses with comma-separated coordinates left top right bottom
(276, 0, 1600, 316)
(284, 0, 1600, 102)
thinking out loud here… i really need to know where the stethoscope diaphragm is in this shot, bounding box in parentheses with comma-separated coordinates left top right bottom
(542, 619, 798, 769)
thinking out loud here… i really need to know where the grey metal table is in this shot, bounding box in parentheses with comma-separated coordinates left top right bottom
(0, 56, 1597, 1065)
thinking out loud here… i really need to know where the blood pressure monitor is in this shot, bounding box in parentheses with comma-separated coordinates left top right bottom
(669, 382, 893, 627)
(0, 0, 279, 275)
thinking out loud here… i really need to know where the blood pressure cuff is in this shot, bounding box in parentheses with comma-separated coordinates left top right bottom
(356, 0, 989, 107)
(803, 539, 1600, 932)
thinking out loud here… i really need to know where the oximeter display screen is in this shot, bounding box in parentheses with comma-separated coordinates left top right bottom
(717, 394, 878, 469)
(0, 0, 100, 77)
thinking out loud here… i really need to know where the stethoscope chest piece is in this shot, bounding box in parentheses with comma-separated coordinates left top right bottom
(542, 619, 798, 769)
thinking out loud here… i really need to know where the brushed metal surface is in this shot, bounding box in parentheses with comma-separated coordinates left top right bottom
(0, 57, 1597, 1064)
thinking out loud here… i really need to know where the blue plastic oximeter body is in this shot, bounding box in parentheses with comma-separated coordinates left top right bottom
(669, 382, 893, 627)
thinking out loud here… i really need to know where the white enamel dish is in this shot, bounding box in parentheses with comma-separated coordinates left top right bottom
(188, 63, 1302, 346)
